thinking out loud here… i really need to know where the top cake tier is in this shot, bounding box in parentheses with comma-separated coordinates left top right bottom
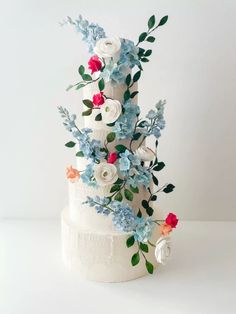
(82, 76, 138, 130)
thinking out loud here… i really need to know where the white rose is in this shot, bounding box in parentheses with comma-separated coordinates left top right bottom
(94, 162, 118, 186)
(155, 236, 171, 265)
(94, 37, 121, 61)
(135, 146, 155, 161)
(101, 99, 122, 124)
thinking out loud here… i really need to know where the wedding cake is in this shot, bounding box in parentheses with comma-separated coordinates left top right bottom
(59, 14, 179, 282)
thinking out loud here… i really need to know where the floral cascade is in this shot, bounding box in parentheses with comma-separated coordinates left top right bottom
(59, 14, 178, 274)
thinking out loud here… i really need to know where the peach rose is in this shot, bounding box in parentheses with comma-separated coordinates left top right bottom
(66, 166, 80, 183)
(159, 222, 172, 236)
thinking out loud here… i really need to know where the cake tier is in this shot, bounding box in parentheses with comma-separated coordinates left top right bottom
(82, 79, 138, 130)
(62, 208, 160, 282)
(68, 180, 150, 233)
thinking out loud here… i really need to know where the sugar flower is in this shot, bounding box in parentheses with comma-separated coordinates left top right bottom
(155, 236, 171, 265)
(94, 162, 118, 186)
(88, 55, 102, 74)
(165, 213, 178, 228)
(135, 146, 155, 162)
(94, 37, 121, 61)
(66, 166, 80, 182)
(101, 99, 122, 124)
(133, 217, 154, 243)
(159, 222, 172, 236)
(63, 15, 106, 53)
(107, 152, 118, 164)
(93, 92, 105, 106)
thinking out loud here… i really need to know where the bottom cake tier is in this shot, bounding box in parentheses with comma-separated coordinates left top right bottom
(61, 208, 160, 282)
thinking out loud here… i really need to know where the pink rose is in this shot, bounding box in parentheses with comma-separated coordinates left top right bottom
(88, 55, 102, 74)
(165, 213, 178, 228)
(107, 152, 118, 164)
(93, 92, 105, 107)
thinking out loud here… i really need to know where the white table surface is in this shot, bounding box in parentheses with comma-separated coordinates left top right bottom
(0, 220, 236, 314)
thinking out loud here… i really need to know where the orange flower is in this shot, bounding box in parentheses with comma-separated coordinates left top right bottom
(66, 166, 80, 182)
(159, 223, 172, 236)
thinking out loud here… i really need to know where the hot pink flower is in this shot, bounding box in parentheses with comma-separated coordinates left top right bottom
(66, 166, 80, 183)
(165, 213, 179, 228)
(93, 92, 105, 107)
(107, 152, 118, 164)
(88, 55, 102, 74)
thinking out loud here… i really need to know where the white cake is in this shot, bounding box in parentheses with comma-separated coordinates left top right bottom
(60, 13, 178, 282)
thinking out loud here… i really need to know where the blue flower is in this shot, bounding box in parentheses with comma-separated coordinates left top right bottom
(111, 201, 137, 232)
(119, 39, 140, 69)
(119, 150, 131, 172)
(63, 15, 106, 53)
(133, 217, 154, 243)
(80, 164, 97, 187)
(113, 101, 140, 139)
(100, 62, 128, 86)
(85, 196, 110, 215)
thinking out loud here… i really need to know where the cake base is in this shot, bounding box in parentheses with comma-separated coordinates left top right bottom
(61, 208, 159, 282)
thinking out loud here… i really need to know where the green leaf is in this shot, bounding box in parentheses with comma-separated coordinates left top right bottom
(124, 189, 133, 201)
(146, 36, 156, 43)
(163, 184, 175, 193)
(133, 132, 142, 141)
(138, 32, 147, 43)
(133, 71, 141, 82)
(144, 49, 152, 57)
(78, 65, 85, 76)
(146, 206, 154, 216)
(152, 174, 159, 186)
(76, 151, 84, 157)
(106, 122, 116, 127)
(82, 74, 92, 81)
(158, 15, 168, 26)
(82, 109, 92, 116)
(115, 144, 127, 153)
(66, 85, 74, 91)
(125, 74, 131, 86)
(142, 200, 149, 210)
(65, 141, 76, 148)
(124, 90, 130, 101)
(130, 91, 139, 99)
(153, 162, 165, 171)
(114, 192, 123, 202)
(110, 184, 121, 193)
(95, 113, 102, 121)
(137, 209, 142, 218)
(114, 178, 123, 184)
(145, 260, 154, 274)
(151, 195, 157, 201)
(75, 83, 86, 90)
(126, 235, 135, 248)
(83, 99, 93, 108)
(98, 78, 105, 91)
(107, 132, 116, 143)
(131, 252, 140, 266)
(140, 242, 149, 253)
(130, 185, 139, 193)
(141, 57, 149, 63)
(148, 15, 156, 29)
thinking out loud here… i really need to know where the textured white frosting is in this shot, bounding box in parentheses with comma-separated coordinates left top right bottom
(62, 208, 160, 282)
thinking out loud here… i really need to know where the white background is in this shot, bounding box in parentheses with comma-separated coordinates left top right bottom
(0, 0, 236, 220)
